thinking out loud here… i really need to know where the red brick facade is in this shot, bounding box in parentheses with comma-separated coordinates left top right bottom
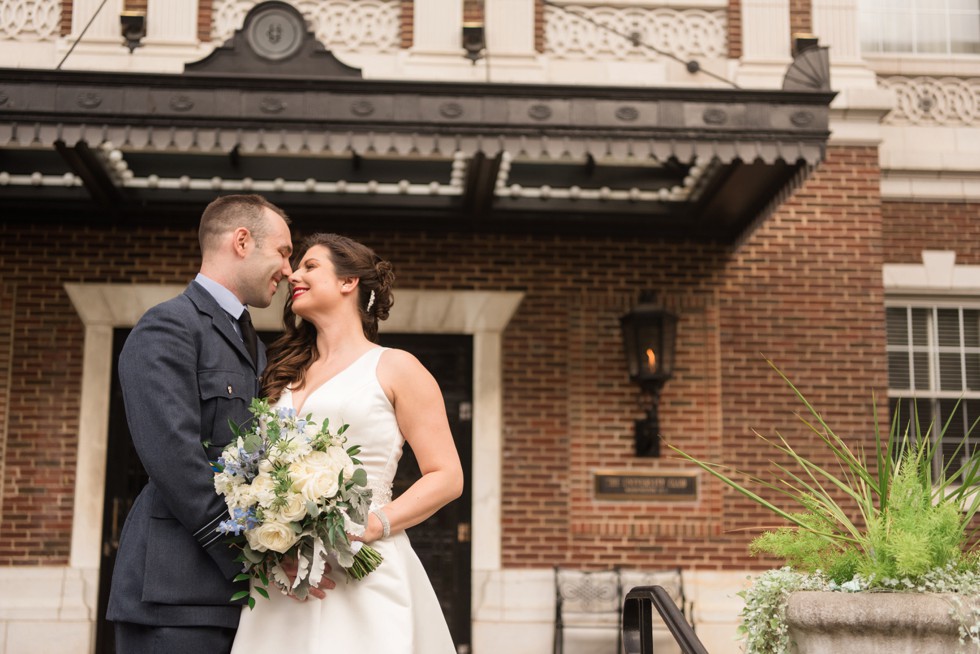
(883, 201, 980, 265)
(790, 0, 812, 40)
(727, 0, 742, 59)
(0, 145, 899, 569)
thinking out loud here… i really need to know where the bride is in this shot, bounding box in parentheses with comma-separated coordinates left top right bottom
(231, 233, 462, 654)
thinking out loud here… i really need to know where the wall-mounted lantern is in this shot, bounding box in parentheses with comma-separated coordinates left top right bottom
(120, 11, 146, 53)
(620, 294, 678, 457)
(462, 22, 486, 64)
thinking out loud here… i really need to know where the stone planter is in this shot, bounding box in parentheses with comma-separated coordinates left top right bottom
(785, 591, 970, 653)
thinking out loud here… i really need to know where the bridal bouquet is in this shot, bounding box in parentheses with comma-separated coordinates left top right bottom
(212, 398, 383, 606)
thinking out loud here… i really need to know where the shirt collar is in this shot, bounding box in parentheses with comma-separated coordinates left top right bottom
(194, 273, 247, 319)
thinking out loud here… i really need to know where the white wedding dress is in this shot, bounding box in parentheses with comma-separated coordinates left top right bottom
(231, 347, 456, 654)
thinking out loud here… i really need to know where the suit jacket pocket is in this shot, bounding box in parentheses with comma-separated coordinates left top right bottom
(142, 516, 239, 606)
(199, 369, 255, 452)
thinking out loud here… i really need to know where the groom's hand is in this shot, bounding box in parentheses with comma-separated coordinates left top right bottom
(280, 557, 336, 600)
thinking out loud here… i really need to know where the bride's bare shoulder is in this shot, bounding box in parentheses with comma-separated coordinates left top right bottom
(377, 348, 436, 387)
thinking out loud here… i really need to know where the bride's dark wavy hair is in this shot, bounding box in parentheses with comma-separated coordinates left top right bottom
(262, 233, 395, 402)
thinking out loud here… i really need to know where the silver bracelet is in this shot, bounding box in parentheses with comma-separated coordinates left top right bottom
(372, 508, 390, 539)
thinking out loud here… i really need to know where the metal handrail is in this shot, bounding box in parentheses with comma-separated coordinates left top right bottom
(622, 586, 709, 654)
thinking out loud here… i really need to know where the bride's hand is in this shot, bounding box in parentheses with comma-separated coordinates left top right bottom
(280, 556, 336, 601)
(348, 512, 384, 544)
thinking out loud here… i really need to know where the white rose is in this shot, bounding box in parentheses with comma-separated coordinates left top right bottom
(291, 451, 340, 502)
(272, 492, 308, 523)
(246, 521, 299, 553)
(325, 446, 355, 478)
(258, 459, 274, 474)
(250, 473, 278, 509)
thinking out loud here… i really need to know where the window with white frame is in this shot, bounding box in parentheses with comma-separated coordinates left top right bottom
(886, 303, 980, 479)
(860, 0, 980, 55)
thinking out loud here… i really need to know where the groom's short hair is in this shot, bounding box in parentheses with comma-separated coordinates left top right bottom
(199, 194, 290, 254)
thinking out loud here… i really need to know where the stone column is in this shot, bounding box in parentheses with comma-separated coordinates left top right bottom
(69, 0, 125, 43)
(413, 0, 463, 53)
(812, 0, 881, 90)
(736, 0, 792, 88)
(485, 0, 536, 56)
(741, 0, 791, 62)
(146, 0, 199, 46)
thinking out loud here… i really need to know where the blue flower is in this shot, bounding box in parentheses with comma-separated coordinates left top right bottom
(217, 518, 245, 535)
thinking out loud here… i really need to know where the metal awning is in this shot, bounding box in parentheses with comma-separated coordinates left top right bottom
(0, 24, 834, 240)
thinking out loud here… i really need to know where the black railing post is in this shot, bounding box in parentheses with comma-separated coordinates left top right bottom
(622, 586, 709, 654)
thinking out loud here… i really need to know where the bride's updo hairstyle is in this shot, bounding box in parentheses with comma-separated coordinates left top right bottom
(262, 233, 395, 401)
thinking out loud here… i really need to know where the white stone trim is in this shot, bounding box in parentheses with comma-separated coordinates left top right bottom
(0, 567, 97, 654)
(880, 171, 980, 201)
(864, 54, 980, 79)
(548, 0, 727, 7)
(883, 250, 980, 294)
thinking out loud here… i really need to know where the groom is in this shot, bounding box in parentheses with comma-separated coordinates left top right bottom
(107, 195, 307, 653)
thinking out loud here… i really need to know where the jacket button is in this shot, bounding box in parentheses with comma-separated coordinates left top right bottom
(227, 385, 233, 395)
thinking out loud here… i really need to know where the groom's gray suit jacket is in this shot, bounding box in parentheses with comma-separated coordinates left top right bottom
(107, 281, 265, 628)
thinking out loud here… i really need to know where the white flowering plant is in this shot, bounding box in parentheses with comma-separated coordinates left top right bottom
(213, 398, 382, 607)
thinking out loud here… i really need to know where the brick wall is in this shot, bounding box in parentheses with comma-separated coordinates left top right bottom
(400, 0, 413, 49)
(198, 0, 213, 43)
(717, 145, 887, 568)
(535, 0, 545, 53)
(883, 201, 980, 264)
(60, 0, 71, 36)
(0, 225, 202, 564)
(0, 146, 887, 569)
(727, 0, 742, 59)
(790, 0, 812, 39)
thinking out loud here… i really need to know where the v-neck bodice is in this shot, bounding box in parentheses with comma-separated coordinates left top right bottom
(277, 346, 400, 507)
(286, 347, 382, 415)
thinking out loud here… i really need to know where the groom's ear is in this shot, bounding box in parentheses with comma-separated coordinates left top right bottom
(232, 227, 251, 258)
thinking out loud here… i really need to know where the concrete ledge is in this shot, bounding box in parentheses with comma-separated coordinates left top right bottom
(786, 591, 966, 654)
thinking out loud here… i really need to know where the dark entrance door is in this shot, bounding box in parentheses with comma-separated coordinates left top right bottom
(95, 329, 144, 654)
(96, 330, 473, 654)
(379, 333, 473, 653)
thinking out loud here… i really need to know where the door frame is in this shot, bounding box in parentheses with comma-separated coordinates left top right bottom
(65, 283, 523, 644)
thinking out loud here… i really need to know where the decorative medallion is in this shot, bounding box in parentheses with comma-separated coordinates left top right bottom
(702, 108, 726, 125)
(439, 102, 464, 119)
(918, 94, 935, 113)
(528, 104, 552, 121)
(245, 5, 305, 62)
(790, 111, 814, 127)
(169, 95, 194, 112)
(259, 97, 286, 114)
(615, 106, 639, 122)
(77, 92, 102, 109)
(350, 100, 375, 117)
